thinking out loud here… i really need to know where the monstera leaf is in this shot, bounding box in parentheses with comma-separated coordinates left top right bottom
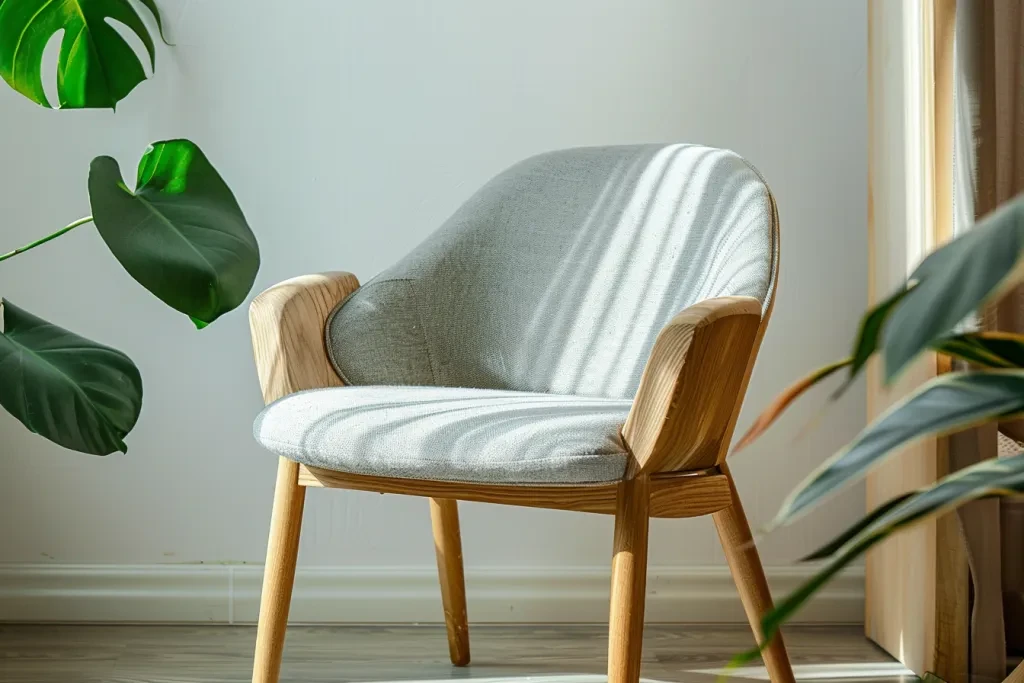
(0, 299, 142, 455)
(88, 139, 260, 328)
(0, 0, 165, 109)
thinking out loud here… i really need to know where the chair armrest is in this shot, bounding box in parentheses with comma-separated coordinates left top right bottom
(622, 296, 763, 475)
(249, 272, 360, 404)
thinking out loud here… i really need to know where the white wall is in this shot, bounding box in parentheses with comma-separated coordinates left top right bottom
(0, 0, 866, 582)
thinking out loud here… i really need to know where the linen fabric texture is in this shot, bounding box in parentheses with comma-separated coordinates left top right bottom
(255, 143, 776, 485)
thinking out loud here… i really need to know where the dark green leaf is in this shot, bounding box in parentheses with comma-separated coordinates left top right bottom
(934, 332, 1024, 369)
(759, 552, 853, 650)
(773, 371, 1024, 528)
(846, 286, 912, 383)
(137, 0, 170, 45)
(883, 195, 1024, 381)
(0, 299, 142, 455)
(760, 453, 1024, 642)
(0, 0, 160, 109)
(801, 491, 915, 561)
(88, 139, 260, 327)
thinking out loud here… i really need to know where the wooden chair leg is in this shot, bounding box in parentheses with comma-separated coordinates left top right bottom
(429, 497, 471, 666)
(252, 458, 307, 683)
(608, 475, 650, 683)
(713, 464, 795, 683)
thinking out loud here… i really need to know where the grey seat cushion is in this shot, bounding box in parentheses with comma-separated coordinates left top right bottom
(254, 386, 632, 485)
(328, 143, 777, 400)
(254, 144, 777, 485)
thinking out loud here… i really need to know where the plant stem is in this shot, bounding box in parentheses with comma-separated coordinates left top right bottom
(0, 216, 94, 263)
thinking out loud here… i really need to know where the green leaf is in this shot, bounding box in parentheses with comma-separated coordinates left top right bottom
(733, 288, 913, 454)
(732, 329, 1024, 459)
(137, 0, 170, 45)
(772, 371, 1024, 528)
(0, 299, 142, 455)
(732, 357, 851, 453)
(758, 547, 863, 648)
(732, 306, 1024, 456)
(0, 0, 161, 109)
(883, 195, 1024, 381)
(801, 491, 915, 561)
(759, 453, 1024, 642)
(88, 139, 260, 327)
(934, 331, 1024, 369)
(846, 286, 912, 383)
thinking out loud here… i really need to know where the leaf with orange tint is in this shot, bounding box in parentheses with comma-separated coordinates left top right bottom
(732, 357, 851, 453)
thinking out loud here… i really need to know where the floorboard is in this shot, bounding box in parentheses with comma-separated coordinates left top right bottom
(0, 624, 913, 683)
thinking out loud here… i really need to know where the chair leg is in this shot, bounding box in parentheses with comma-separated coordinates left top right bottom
(429, 497, 471, 666)
(608, 475, 650, 683)
(713, 464, 795, 683)
(252, 458, 307, 683)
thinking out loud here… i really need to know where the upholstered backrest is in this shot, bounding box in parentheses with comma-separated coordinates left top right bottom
(327, 143, 777, 400)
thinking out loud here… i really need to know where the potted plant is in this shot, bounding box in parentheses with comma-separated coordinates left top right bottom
(736, 194, 1024, 675)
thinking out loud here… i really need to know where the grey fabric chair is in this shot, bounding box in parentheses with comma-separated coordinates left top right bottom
(249, 143, 794, 683)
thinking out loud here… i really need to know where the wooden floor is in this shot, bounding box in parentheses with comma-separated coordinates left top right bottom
(0, 624, 913, 683)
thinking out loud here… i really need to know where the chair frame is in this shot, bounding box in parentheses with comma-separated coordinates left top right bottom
(248, 202, 793, 683)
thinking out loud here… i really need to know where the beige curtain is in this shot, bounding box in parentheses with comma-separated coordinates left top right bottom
(982, 0, 1024, 338)
(976, 1, 1024, 231)
(973, 0, 1024, 663)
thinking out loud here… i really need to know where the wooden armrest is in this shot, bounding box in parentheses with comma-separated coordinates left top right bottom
(249, 272, 360, 404)
(622, 296, 763, 475)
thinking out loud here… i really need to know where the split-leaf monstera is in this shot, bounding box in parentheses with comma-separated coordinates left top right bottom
(0, 300, 143, 455)
(0, 2, 260, 457)
(90, 140, 260, 328)
(0, 140, 258, 455)
(0, 0, 166, 109)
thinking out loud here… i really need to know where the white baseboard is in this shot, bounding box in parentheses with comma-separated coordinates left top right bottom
(0, 564, 863, 624)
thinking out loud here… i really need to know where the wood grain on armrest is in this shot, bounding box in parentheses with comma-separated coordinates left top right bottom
(622, 296, 762, 476)
(249, 272, 360, 404)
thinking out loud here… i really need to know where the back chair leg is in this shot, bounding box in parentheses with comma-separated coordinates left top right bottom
(429, 497, 471, 666)
(608, 475, 651, 683)
(713, 464, 795, 683)
(253, 458, 307, 683)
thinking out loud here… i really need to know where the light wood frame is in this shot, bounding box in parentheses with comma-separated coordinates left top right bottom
(248, 201, 792, 683)
(865, 0, 968, 677)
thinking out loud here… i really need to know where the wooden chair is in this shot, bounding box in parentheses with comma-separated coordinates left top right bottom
(248, 144, 794, 683)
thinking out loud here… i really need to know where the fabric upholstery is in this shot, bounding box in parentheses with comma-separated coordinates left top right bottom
(328, 143, 776, 400)
(254, 143, 777, 485)
(254, 386, 632, 485)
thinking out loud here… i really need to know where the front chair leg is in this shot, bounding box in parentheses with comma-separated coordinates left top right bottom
(253, 458, 307, 683)
(608, 475, 651, 683)
(430, 497, 471, 666)
(713, 465, 795, 683)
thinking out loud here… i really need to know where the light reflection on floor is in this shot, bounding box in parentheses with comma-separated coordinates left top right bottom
(350, 671, 921, 683)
